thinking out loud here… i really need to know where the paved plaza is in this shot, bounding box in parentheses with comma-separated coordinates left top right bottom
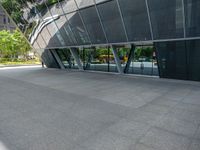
(0, 66, 199, 150)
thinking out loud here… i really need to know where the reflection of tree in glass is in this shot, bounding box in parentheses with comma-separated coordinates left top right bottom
(134, 47, 154, 61)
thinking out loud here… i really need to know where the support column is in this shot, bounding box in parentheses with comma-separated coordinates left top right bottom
(124, 45, 135, 73)
(51, 50, 65, 69)
(70, 48, 83, 70)
(112, 46, 123, 74)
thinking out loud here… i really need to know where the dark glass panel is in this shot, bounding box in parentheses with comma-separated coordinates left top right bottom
(80, 6, 106, 44)
(97, 0, 127, 43)
(118, 0, 151, 41)
(155, 41, 187, 80)
(42, 1, 66, 48)
(56, 49, 78, 69)
(148, 0, 184, 39)
(186, 39, 200, 81)
(52, 0, 77, 46)
(184, 0, 200, 37)
(66, 12, 91, 45)
(54, 15, 75, 46)
(41, 49, 60, 68)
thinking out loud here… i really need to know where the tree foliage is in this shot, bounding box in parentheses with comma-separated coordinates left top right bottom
(134, 47, 154, 60)
(0, 30, 31, 60)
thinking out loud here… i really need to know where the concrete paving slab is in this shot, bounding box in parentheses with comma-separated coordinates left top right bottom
(0, 66, 199, 150)
(140, 127, 191, 150)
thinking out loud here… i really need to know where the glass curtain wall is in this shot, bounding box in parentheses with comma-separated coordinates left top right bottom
(127, 46, 158, 76)
(148, 0, 184, 39)
(56, 48, 78, 69)
(155, 39, 200, 81)
(184, 0, 200, 37)
(118, 0, 152, 41)
(79, 47, 118, 72)
(186, 39, 200, 81)
(115, 47, 130, 71)
(77, 46, 158, 76)
(79, 6, 107, 44)
(96, 0, 127, 43)
(49, 0, 77, 46)
(4, 0, 198, 49)
(41, 49, 60, 68)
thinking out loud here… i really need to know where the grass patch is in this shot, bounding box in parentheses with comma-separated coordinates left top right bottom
(0, 59, 41, 66)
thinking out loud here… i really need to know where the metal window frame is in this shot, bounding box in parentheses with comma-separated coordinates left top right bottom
(51, 49, 65, 69)
(145, 0, 154, 40)
(73, 0, 93, 45)
(30, 0, 54, 41)
(115, 0, 129, 42)
(57, 0, 79, 45)
(38, 36, 200, 51)
(124, 44, 135, 73)
(111, 46, 124, 74)
(70, 47, 84, 70)
(93, 0, 109, 44)
(44, 1, 66, 47)
(181, 0, 186, 38)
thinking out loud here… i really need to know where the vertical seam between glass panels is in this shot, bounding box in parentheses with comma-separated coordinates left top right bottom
(116, 0, 129, 42)
(145, 0, 154, 40)
(93, 0, 109, 44)
(34, 40, 42, 50)
(17, 0, 42, 49)
(51, 49, 65, 69)
(1, 0, 42, 49)
(30, 0, 53, 40)
(73, 0, 93, 45)
(17, 0, 44, 49)
(44, 1, 66, 46)
(181, 0, 186, 38)
(17, 0, 46, 49)
(57, 0, 79, 45)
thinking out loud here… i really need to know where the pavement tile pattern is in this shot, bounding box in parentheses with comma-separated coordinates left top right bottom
(0, 66, 199, 150)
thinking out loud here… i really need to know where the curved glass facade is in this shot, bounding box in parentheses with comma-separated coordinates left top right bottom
(1, 0, 200, 50)
(1, 0, 200, 81)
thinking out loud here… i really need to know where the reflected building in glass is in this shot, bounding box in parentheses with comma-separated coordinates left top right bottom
(0, 0, 200, 81)
(0, 5, 15, 30)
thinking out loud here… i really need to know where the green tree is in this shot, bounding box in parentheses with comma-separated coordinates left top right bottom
(0, 30, 15, 57)
(0, 30, 31, 61)
(134, 47, 154, 61)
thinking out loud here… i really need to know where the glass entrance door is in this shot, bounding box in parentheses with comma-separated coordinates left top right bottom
(127, 45, 159, 76)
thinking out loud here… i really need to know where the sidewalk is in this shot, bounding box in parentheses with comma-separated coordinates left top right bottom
(0, 67, 199, 150)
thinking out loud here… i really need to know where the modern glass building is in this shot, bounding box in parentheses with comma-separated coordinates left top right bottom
(0, 0, 200, 81)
